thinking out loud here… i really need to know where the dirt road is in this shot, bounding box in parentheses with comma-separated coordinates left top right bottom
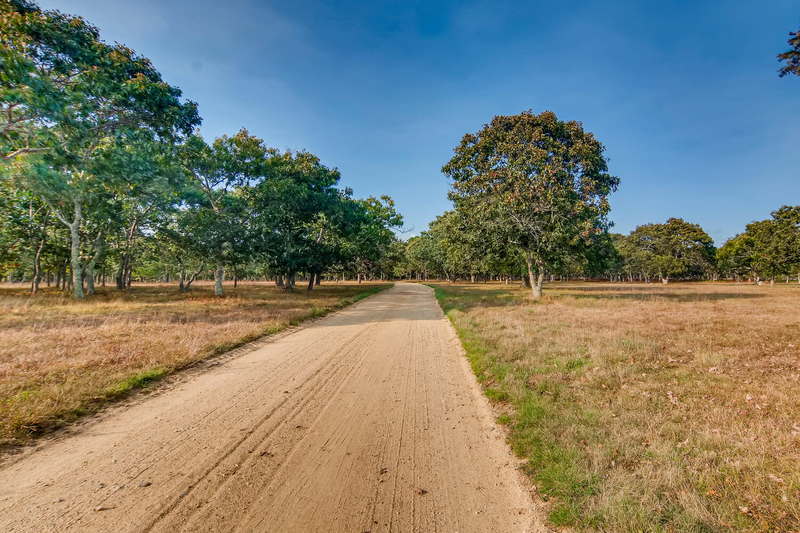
(0, 283, 543, 532)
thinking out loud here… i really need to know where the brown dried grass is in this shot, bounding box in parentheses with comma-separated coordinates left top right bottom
(0, 281, 390, 446)
(432, 281, 800, 532)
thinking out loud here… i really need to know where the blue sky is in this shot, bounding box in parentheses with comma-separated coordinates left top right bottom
(40, 0, 800, 243)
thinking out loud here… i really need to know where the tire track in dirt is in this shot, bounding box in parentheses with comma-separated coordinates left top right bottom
(0, 283, 547, 532)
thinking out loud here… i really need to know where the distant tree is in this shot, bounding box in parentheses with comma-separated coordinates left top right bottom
(344, 196, 403, 284)
(155, 213, 206, 292)
(623, 218, 715, 283)
(426, 211, 476, 282)
(180, 129, 267, 296)
(768, 206, 800, 279)
(404, 233, 444, 281)
(248, 149, 344, 290)
(0, 177, 54, 291)
(443, 110, 619, 297)
(583, 231, 623, 280)
(778, 25, 800, 77)
(717, 233, 758, 282)
(376, 238, 407, 280)
(729, 206, 800, 283)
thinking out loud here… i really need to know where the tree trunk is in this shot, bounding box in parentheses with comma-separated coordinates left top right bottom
(178, 259, 186, 292)
(534, 271, 544, 298)
(182, 262, 203, 291)
(524, 250, 539, 298)
(116, 259, 126, 290)
(68, 202, 84, 299)
(307, 272, 315, 291)
(215, 261, 225, 296)
(275, 275, 284, 288)
(315, 271, 321, 286)
(85, 233, 103, 296)
(85, 260, 96, 295)
(31, 233, 45, 294)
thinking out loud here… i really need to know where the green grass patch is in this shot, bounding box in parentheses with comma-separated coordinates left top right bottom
(105, 368, 169, 397)
(484, 387, 509, 402)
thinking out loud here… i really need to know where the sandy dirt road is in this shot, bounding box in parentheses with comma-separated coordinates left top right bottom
(0, 283, 544, 532)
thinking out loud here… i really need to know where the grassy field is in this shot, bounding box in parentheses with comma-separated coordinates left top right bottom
(430, 281, 800, 532)
(0, 281, 391, 446)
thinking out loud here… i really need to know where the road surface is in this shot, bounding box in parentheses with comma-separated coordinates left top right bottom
(0, 283, 544, 532)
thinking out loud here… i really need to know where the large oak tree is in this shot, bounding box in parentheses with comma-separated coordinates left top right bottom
(443, 110, 619, 297)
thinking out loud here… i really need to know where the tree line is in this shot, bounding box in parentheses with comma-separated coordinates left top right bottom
(0, 0, 403, 298)
(394, 208, 800, 288)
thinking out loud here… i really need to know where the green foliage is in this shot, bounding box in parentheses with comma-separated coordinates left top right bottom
(718, 206, 800, 281)
(1, 0, 200, 298)
(778, 25, 800, 78)
(618, 218, 716, 282)
(442, 110, 619, 296)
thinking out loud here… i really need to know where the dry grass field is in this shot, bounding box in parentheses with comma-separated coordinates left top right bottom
(0, 281, 391, 446)
(431, 281, 800, 532)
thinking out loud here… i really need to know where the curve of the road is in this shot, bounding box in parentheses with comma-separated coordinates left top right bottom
(0, 283, 546, 532)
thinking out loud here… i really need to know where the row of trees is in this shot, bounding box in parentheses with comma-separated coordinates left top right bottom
(0, 0, 402, 297)
(394, 208, 800, 287)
